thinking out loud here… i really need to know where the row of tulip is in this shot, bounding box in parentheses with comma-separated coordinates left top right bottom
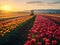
(45, 16, 60, 22)
(0, 16, 32, 36)
(24, 15, 60, 45)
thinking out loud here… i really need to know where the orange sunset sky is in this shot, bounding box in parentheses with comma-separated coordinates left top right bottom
(0, 0, 60, 11)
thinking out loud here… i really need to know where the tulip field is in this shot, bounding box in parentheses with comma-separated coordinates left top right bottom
(24, 15, 60, 45)
(0, 15, 60, 45)
(0, 16, 36, 45)
(0, 16, 33, 36)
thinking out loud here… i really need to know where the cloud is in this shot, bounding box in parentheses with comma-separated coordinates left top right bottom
(27, 1, 43, 4)
(27, 1, 60, 4)
(49, 2, 60, 4)
(26, 1, 60, 8)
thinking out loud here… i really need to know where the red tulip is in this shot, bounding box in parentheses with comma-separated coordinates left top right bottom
(36, 35, 39, 40)
(45, 43, 50, 45)
(28, 34, 31, 37)
(52, 40, 57, 45)
(39, 30, 42, 34)
(50, 26, 56, 31)
(35, 28, 39, 31)
(45, 39, 50, 43)
(31, 30, 37, 34)
(24, 15, 60, 45)
(28, 37, 31, 41)
(43, 38, 47, 41)
(48, 34, 52, 39)
(31, 39, 36, 44)
(25, 41, 31, 45)
(43, 30, 46, 32)
(38, 42, 42, 45)
(39, 33, 44, 38)
(37, 25, 41, 28)
(46, 32, 50, 36)
(24, 43, 29, 45)
(53, 29, 60, 40)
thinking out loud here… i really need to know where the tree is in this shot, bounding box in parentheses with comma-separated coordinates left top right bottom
(30, 10, 34, 16)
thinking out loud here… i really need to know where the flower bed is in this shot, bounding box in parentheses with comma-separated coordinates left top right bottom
(24, 15, 60, 45)
(44, 16, 60, 25)
(45, 16, 60, 22)
(0, 16, 36, 45)
(0, 16, 32, 36)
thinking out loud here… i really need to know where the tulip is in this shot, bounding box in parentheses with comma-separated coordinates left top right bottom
(35, 28, 39, 31)
(43, 38, 47, 41)
(24, 15, 60, 45)
(45, 43, 50, 45)
(28, 37, 31, 41)
(25, 41, 31, 45)
(48, 34, 52, 39)
(39, 33, 44, 38)
(36, 35, 39, 40)
(38, 42, 42, 45)
(31, 30, 37, 34)
(52, 40, 57, 45)
(24, 44, 27, 45)
(53, 29, 60, 40)
(46, 32, 50, 36)
(39, 30, 42, 34)
(43, 30, 46, 32)
(31, 39, 36, 44)
(45, 39, 50, 43)
(28, 34, 31, 37)
(50, 26, 56, 31)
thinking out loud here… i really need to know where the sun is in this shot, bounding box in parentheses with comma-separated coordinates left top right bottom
(1, 5, 12, 11)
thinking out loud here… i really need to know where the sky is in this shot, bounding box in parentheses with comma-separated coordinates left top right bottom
(0, 0, 60, 11)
